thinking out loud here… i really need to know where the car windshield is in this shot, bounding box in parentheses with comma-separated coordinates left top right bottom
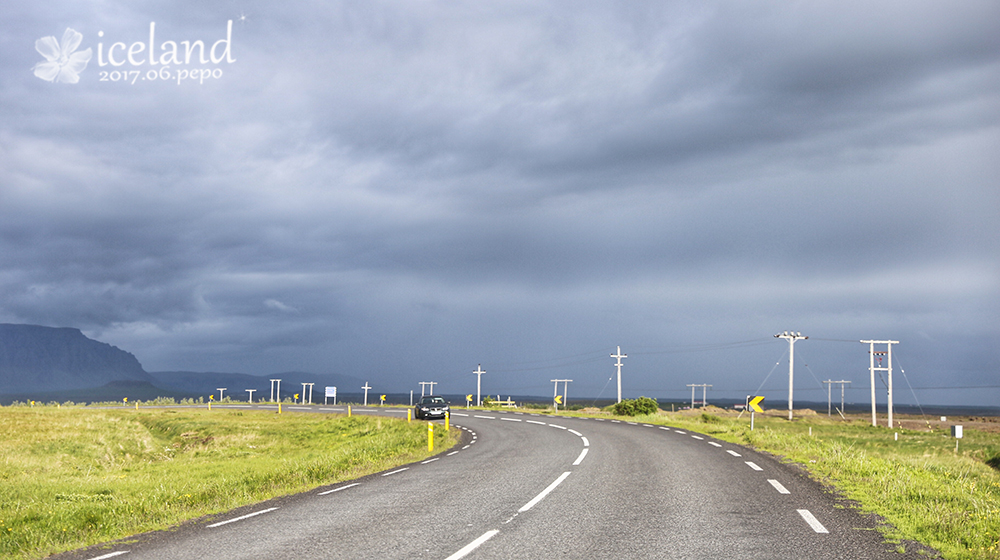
(421, 397, 445, 405)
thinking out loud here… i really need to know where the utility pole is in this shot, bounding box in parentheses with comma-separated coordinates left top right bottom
(687, 384, 712, 408)
(269, 379, 281, 402)
(611, 346, 627, 403)
(474, 365, 485, 406)
(216, 388, 226, 402)
(361, 382, 372, 406)
(822, 380, 852, 417)
(245, 389, 255, 403)
(861, 340, 899, 427)
(775, 331, 808, 420)
(551, 379, 572, 411)
(418, 381, 436, 397)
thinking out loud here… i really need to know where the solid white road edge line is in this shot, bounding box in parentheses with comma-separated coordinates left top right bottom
(518, 472, 572, 513)
(444, 529, 500, 560)
(797, 509, 830, 533)
(88, 552, 130, 560)
(767, 479, 791, 494)
(318, 483, 360, 495)
(207, 507, 278, 528)
(573, 448, 589, 466)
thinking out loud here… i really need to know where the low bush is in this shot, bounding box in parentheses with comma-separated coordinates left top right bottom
(612, 396, 659, 416)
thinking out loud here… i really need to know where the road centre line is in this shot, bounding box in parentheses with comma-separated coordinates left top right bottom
(746, 461, 763, 471)
(88, 552, 129, 560)
(573, 448, 589, 466)
(674, 430, 686, 434)
(382, 468, 409, 477)
(726, 450, 742, 457)
(568, 429, 582, 436)
(691, 435, 704, 440)
(452, 413, 469, 416)
(708, 441, 722, 447)
(526, 420, 546, 425)
(448, 451, 459, 456)
(549, 424, 567, 430)
(422, 458, 440, 464)
(626, 422, 637, 425)
(642, 424, 653, 427)
(518, 472, 572, 513)
(581, 437, 590, 447)
(474, 415, 496, 419)
(797, 509, 830, 533)
(318, 483, 360, 495)
(318, 407, 340, 411)
(501, 417, 522, 422)
(287, 406, 311, 410)
(444, 529, 500, 560)
(207, 507, 278, 528)
(659, 426, 670, 430)
(767, 479, 790, 494)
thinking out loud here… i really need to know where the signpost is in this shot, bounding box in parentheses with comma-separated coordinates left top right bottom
(747, 395, 764, 430)
(325, 386, 337, 405)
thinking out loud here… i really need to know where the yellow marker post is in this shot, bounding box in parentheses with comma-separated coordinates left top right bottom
(428, 422, 434, 452)
(407, 409, 412, 422)
(445, 411, 449, 431)
(348, 405, 351, 417)
(135, 402, 138, 411)
(278, 402, 282, 414)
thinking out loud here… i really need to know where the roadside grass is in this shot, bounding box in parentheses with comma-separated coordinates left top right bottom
(0, 407, 456, 559)
(578, 408, 999, 560)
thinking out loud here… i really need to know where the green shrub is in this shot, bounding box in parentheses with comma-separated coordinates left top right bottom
(612, 396, 659, 416)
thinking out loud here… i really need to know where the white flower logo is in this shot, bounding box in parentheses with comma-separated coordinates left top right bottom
(33, 28, 93, 84)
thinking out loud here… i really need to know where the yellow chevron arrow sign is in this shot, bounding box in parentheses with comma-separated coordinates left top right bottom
(749, 396, 765, 413)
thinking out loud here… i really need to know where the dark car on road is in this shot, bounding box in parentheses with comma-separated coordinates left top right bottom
(414, 396, 449, 419)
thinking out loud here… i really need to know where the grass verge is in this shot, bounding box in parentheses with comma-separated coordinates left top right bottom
(0, 407, 456, 559)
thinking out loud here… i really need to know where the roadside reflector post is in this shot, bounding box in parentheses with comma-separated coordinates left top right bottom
(751, 411, 755, 431)
(445, 411, 449, 431)
(952, 425, 963, 453)
(277, 402, 281, 414)
(407, 409, 412, 422)
(348, 405, 351, 417)
(135, 402, 138, 411)
(428, 422, 434, 452)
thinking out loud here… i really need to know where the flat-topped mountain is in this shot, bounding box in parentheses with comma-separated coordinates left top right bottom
(0, 324, 151, 393)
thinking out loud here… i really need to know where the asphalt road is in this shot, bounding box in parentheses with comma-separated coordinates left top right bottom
(60, 406, 913, 559)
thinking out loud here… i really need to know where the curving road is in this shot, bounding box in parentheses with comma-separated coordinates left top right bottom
(61, 406, 908, 560)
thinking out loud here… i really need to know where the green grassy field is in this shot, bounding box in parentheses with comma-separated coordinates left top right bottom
(568, 406, 1000, 560)
(0, 406, 456, 559)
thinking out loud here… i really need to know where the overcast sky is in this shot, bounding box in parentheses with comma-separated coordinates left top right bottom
(2, 1, 997, 407)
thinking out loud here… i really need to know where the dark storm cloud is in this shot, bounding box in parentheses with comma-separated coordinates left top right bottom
(0, 1, 996, 404)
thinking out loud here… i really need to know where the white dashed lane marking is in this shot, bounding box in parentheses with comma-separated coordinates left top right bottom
(727, 450, 742, 457)
(767, 479, 790, 494)
(797, 509, 830, 533)
(708, 441, 722, 447)
(318, 483, 359, 496)
(746, 461, 763, 471)
(207, 507, 278, 528)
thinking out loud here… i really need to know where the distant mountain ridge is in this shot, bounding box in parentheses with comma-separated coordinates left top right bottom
(0, 324, 151, 393)
(0, 323, 367, 402)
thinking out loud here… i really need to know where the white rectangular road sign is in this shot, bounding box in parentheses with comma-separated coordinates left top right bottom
(325, 386, 337, 398)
